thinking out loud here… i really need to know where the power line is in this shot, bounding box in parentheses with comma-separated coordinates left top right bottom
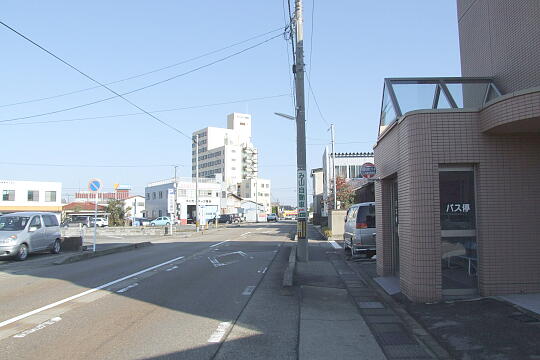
(0, 24, 285, 128)
(0, 93, 290, 127)
(0, 162, 183, 168)
(305, 71, 329, 127)
(0, 26, 286, 109)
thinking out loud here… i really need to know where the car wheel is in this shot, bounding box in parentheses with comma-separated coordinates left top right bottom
(82, 224, 87, 228)
(51, 239, 61, 254)
(15, 244, 28, 261)
(150, 223, 155, 226)
(166, 222, 170, 226)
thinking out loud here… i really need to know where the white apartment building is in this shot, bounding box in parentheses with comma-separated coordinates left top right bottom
(321, 148, 374, 215)
(0, 180, 62, 216)
(123, 195, 146, 219)
(237, 178, 272, 214)
(145, 177, 225, 224)
(192, 113, 258, 190)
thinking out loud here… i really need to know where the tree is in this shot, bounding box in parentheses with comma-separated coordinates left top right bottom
(107, 199, 128, 226)
(328, 176, 355, 210)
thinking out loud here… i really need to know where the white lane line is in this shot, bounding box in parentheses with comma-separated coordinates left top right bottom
(13, 317, 62, 338)
(256, 227, 264, 231)
(257, 267, 268, 274)
(242, 286, 256, 296)
(0, 255, 184, 329)
(116, 283, 139, 293)
(329, 240, 342, 249)
(207, 321, 231, 343)
(105, 235, 123, 239)
(165, 265, 178, 272)
(210, 240, 230, 248)
(240, 232, 251, 237)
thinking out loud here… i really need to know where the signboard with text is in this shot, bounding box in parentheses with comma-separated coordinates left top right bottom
(297, 170, 307, 219)
(167, 188, 175, 214)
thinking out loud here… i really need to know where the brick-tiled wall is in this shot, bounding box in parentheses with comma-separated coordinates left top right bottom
(375, 90, 540, 302)
(458, 0, 540, 93)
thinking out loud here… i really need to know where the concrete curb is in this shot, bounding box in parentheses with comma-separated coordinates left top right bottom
(282, 245, 297, 287)
(312, 225, 329, 240)
(53, 242, 152, 265)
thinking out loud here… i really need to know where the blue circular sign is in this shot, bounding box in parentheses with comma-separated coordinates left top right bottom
(88, 178, 102, 192)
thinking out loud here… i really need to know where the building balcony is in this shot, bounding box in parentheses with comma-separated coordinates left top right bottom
(379, 77, 503, 136)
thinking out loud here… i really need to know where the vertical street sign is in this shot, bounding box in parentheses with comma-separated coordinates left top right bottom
(297, 169, 307, 239)
(167, 188, 175, 234)
(87, 178, 102, 252)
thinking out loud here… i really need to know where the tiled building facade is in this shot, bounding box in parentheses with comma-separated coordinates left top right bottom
(374, 0, 540, 302)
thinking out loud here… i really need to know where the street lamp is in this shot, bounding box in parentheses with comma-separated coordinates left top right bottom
(274, 112, 295, 121)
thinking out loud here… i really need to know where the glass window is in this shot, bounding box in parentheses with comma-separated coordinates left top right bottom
(28, 190, 39, 202)
(0, 216, 30, 231)
(380, 85, 397, 134)
(159, 191, 163, 199)
(158, 210, 162, 217)
(2, 190, 15, 201)
(45, 191, 56, 202)
(356, 205, 376, 228)
(393, 83, 437, 114)
(439, 170, 476, 230)
(152, 192, 156, 199)
(445, 83, 489, 108)
(146, 193, 150, 200)
(30, 215, 42, 229)
(43, 215, 59, 227)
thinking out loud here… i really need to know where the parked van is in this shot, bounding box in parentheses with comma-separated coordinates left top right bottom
(343, 202, 376, 257)
(0, 212, 62, 261)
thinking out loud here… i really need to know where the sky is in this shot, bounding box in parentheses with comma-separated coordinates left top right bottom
(0, 1, 462, 205)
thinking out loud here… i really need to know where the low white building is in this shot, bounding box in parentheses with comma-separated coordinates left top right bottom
(0, 180, 62, 217)
(123, 195, 145, 219)
(237, 178, 271, 214)
(145, 177, 225, 224)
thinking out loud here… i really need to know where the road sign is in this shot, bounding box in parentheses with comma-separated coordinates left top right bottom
(297, 170, 307, 220)
(167, 188, 175, 214)
(360, 162, 376, 179)
(88, 178, 102, 192)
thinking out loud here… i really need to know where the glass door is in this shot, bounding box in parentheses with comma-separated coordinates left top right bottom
(439, 167, 478, 291)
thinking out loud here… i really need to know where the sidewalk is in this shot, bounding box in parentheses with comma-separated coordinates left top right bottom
(294, 225, 444, 360)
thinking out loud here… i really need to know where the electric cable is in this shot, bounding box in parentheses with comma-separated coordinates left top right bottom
(0, 23, 285, 131)
(0, 25, 286, 109)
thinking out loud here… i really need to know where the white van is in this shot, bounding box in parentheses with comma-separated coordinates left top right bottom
(343, 202, 376, 257)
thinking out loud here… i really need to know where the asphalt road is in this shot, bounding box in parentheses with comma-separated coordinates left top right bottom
(0, 222, 296, 360)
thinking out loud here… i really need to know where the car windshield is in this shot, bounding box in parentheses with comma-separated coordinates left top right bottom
(0, 216, 30, 231)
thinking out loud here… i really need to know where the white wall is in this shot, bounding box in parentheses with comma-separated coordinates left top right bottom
(0, 180, 62, 213)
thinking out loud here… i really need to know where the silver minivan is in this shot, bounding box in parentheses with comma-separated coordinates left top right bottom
(343, 202, 376, 257)
(0, 212, 62, 261)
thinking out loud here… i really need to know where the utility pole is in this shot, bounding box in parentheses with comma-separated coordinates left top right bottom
(255, 178, 259, 223)
(195, 134, 200, 232)
(330, 124, 337, 209)
(294, 0, 308, 262)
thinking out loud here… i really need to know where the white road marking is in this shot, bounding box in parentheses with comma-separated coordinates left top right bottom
(208, 257, 224, 267)
(256, 227, 264, 231)
(13, 317, 62, 338)
(105, 235, 123, 239)
(257, 267, 268, 274)
(207, 321, 231, 343)
(240, 232, 251, 237)
(329, 240, 342, 249)
(0, 255, 185, 329)
(210, 240, 230, 247)
(165, 265, 178, 272)
(116, 283, 139, 293)
(242, 286, 256, 296)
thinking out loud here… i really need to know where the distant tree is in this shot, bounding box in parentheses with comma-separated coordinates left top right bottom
(107, 199, 128, 226)
(328, 177, 355, 210)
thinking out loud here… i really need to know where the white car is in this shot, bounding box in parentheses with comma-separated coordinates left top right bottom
(91, 218, 108, 227)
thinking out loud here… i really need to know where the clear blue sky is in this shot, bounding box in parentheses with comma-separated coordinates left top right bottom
(0, 1, 461, 205)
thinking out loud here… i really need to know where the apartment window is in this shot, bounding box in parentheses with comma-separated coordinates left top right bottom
(2, 190, 15, 201)
(146, 193, 150, 200)
(137, 202, 144, 207)
(158, 210, 162, 217)
(159, 191, 163, 199)
(152, 192, 156, 200)
(152, 210, 156, 217)
(177, 189, 186, 197)
(232, 167, 236, 170)
(232, 149, 236, 153)
(27, 190, 39, 202)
